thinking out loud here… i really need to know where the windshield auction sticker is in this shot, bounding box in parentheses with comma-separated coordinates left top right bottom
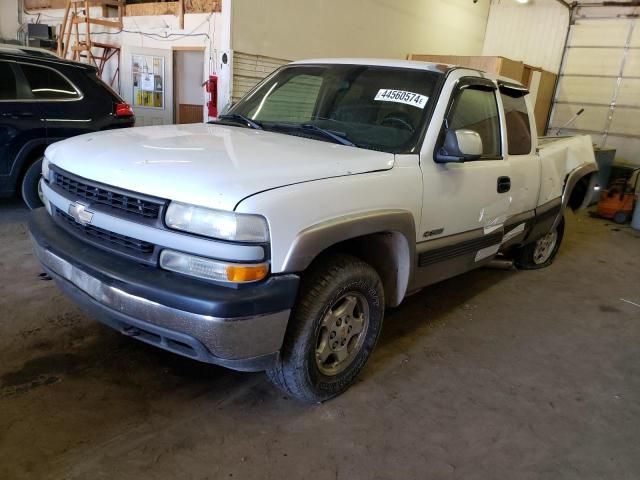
(374, 89, 428, 109)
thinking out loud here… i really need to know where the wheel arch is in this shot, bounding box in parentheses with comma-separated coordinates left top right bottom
(281, 210, 416, 307)
(548, 163, 598, 232)
(562, 163, 599, 213)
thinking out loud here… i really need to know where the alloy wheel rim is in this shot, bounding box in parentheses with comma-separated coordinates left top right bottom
(315, 292, 369, 376)
(533, 229, 558, 265)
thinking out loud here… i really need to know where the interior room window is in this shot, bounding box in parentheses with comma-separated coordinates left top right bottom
(249, 74, 323, 122)
(19, 64, 79, 100)
(0, 62, 17, 100)
(448, 87, 501, 158)
(501, 93, 532, 155)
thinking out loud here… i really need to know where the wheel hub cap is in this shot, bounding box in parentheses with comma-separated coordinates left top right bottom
(533, 229, 558, 265)
(315, 292, 369, 376)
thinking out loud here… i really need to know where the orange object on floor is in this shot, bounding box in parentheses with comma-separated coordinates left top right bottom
(597, 168, 640, 224)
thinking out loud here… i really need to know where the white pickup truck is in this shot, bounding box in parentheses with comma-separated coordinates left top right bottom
(30, 59, 598, 402)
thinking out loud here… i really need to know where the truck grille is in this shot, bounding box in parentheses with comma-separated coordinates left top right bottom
(53, 170, 163, 219)
(56, 208, 155, 255)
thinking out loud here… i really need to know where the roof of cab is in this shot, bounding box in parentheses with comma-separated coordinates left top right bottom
(291, 58, 453, 73)
(290, 57, 527, 88)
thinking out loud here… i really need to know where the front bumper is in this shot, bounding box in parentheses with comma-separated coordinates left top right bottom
(29, 208, 299, 371)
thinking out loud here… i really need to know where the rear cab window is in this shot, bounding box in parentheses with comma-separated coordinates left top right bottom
(500, 88, 532, 155)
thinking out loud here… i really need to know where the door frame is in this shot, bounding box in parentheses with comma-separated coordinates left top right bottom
(172, 46, 206, 124)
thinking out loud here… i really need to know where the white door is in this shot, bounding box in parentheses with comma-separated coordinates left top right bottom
(413, 77, 511, 287)
(420, 80, 512, 239)
(121, 47, 173, 126)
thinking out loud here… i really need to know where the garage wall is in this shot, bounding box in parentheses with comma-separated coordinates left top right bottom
(232, 0, 491, 61)
(231, 52, 289, 103)
(549, 5, 640, 166)
(482, 0, 569, 73)
(0, 0, 19, 41)
(17, 1, 233, 113)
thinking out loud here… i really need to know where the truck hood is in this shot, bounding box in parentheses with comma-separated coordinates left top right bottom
(45, 123, 395, 211)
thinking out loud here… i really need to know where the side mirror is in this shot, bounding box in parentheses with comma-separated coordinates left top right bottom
(435, 129, 483, 163)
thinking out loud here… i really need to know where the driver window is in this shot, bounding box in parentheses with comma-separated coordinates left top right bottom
(449, 87, 501, 158)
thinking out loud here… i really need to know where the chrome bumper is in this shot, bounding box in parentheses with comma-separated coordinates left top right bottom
(31, 235, 291, 370)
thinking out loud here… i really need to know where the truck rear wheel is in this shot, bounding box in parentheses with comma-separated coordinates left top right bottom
(267, 254, 384, 402)
(515, 216, 565, 270)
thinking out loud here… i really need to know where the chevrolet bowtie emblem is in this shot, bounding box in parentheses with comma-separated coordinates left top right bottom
(68, 202, 94, 226)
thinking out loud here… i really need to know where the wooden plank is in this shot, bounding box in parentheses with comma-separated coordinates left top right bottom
(534, 70, 558, 136)
(407, 54, 525, 82)
(73, 16, 122, 28)
(57, 1, 71, 56)
(172, 46, 206, 51)
(178, 0, 185, 29)
(125, 0, 221, 16)
(26, 0, 124, 9)
(177, 104, 203, 124)
(25, 0, 68, 9)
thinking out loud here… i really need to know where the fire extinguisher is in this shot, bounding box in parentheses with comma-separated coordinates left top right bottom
(204, 74, 218, 119)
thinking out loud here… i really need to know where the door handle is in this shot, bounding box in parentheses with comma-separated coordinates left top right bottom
(497, 176, 511, 193)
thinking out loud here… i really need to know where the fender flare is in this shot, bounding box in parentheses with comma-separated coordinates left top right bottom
(281, 209, 417, 306)
(552, 162, 599, 229)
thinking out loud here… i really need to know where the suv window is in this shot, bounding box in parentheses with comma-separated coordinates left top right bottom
(501, 93, 532, 155)
(19, 63, 80, 100)
(449, 87, 501, 158)
(0, 61, 17, 100)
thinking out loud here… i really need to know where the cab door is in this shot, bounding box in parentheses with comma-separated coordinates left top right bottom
(414, 74, 511, 287)
(498, 83, 541, 247)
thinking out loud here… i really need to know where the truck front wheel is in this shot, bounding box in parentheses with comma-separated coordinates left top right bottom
(267, 254, 385, 402)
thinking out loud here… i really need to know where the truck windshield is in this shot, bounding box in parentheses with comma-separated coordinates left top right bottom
(227, 64, 442, 153)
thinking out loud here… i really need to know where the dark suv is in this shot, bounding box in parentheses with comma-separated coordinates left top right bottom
(0, 44, 135, 208)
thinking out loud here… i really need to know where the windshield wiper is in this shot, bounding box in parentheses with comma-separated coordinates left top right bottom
(269, 123, 355, 147)
(212, 114, 263, 130)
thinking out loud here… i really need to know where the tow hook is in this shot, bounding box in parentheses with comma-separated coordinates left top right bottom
(38, 272, 52, 281)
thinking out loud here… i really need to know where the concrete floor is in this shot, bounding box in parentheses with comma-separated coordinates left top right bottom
(1, 199, 639, 480)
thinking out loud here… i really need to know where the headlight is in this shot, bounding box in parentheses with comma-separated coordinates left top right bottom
(160, 249, 269, 283)
(165, 202, 269, 243)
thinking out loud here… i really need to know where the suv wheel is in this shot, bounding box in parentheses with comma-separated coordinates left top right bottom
(267, 254, 384, 402)
(21, 158, 44, 210)
(514, 216, 565, 270)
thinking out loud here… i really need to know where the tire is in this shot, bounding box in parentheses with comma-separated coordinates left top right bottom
(267, 253, 385, 403)
(514, 216, 565, 270)
(613, 211, 629, 224)
(21, 158, 44, 210)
